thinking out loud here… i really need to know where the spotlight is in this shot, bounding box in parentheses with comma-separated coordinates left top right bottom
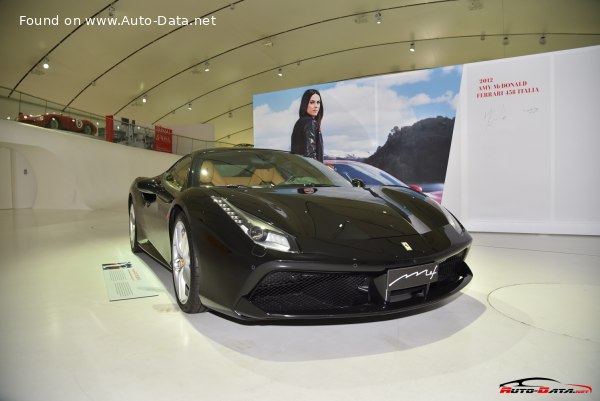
(108, 4, 115, 17)
(409, 43, 415, 52)
(539, 35, 546, 45)
(42, 58, 50, 69)
(204, 61, 210, 72)
(277, 68, 283, 77)
(142, 95, 147, 103)
(503, 36, 509, 46)
(375, 11, 382, 24)
(228, 111, 233, 118)
(187, 103, 192, 110)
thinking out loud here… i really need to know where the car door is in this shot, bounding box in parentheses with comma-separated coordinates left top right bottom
(145, 155, 192, 263)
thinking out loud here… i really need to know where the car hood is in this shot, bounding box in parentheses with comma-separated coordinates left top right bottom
(209, 186, 466, 261)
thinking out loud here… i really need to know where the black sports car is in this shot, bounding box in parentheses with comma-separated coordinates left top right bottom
(128, 148, 472, 321)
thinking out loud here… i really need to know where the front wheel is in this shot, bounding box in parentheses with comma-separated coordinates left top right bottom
(171, 214, 206, 313)
(129, 203, 141, 253)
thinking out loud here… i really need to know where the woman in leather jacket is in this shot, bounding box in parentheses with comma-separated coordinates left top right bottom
(291, 89, 324, 162)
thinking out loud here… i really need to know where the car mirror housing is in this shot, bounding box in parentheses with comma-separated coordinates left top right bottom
(351, 178, 365, 188)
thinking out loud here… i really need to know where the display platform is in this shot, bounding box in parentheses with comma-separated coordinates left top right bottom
(0, 209, 598, 401)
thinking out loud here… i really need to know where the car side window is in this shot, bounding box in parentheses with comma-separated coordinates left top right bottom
(164, 156, 191, 192)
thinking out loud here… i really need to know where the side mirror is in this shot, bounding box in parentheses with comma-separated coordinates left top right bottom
(137, 180, 159, 194)
(351, 178, 366, 188)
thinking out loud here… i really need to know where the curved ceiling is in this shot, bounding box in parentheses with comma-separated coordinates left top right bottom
(1, 0, 599, 144)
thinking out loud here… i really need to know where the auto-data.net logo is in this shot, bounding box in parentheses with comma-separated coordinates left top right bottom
(499, 377, 592, 395)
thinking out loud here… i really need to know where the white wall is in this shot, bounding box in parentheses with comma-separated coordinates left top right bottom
(0, 147, 12, 209)
(168, 124, 215, 155)
(444, 45, 600, 235)
(0, 119, 180, 211)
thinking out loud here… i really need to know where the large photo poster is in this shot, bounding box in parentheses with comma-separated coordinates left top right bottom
(253, 67, 463, 202)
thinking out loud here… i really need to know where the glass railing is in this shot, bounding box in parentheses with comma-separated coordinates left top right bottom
(1, 87, 234, 154)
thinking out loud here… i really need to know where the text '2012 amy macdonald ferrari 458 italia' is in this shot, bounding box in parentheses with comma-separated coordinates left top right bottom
(128, 148, 473, 321)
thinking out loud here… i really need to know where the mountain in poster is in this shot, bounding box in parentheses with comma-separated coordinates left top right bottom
(364, 116, 454, 184)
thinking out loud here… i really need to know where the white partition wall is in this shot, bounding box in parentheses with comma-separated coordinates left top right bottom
(0, 147, 12, 209)
(0, 120, 180, 211)
(444, 45, 600, 235)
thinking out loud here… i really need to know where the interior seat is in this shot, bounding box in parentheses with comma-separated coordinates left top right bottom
(198, 160, 226, 186)
(249, 168, 285, 186)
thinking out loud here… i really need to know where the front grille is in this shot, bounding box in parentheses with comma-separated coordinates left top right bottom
(248, 250, 469, 315)
(437, 251, 466, 281)
(248, 272, 372, 314)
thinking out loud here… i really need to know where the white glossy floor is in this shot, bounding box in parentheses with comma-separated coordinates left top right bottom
(0, 209, 599, 401)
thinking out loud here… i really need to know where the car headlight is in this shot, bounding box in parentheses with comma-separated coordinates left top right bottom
(212, 196, 298, 253)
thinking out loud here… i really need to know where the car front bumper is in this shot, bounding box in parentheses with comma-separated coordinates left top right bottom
(227, 247, 472, 321)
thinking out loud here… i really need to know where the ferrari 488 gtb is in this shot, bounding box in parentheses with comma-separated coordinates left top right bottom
(128, 148, 472, 321)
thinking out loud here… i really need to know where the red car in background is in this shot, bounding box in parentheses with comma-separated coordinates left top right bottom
(17, 113, 97, 135)
(325, 159, 444, 204)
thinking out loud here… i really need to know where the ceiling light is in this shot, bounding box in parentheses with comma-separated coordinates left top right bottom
(187, 103, 192, 110)
(503, 36, 509, 46)
(409, 43, 415, 52)
(228, 111, 233, 118)
(142, 95, 147, 103)
(42, 58, 50, 69)
(204, 61, 210, 72)
(108, 4, 115, 17)
(539, 35, 546, 45)
(480, 32, 486, 41)
(277, 68, 283, 77)
(375, 11, 382, 24)
(263, 39, 273, 47)
(468, 0, 483, 11)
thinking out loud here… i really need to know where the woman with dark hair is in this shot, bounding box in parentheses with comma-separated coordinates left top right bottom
(291, 89, 324, 162)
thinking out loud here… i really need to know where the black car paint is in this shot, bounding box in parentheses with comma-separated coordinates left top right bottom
(129, 148, 472, 321)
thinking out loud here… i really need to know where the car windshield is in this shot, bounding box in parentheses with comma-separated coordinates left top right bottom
(329, 162, 407, 187)
(192, 149, 352, 188)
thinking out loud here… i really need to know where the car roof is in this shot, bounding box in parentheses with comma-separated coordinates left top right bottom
(190, 147, 290, 158)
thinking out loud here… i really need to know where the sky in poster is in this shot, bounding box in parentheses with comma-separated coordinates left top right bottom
(253, 65, 463, 158)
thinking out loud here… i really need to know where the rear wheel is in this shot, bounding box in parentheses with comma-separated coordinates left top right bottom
(84, 125, 92, 135)
(129, 203, 141, 253)
(49, 118, 60, 130)
(171, 213, 206, 313)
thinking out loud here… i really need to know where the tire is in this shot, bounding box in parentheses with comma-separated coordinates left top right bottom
(84, 125, 92, 135)
(171, 213, 206, 313)
(129, 202, 141, 253)
(49, 118, 60, 130)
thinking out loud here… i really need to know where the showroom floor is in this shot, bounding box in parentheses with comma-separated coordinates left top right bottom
(0, 209, 598, 401)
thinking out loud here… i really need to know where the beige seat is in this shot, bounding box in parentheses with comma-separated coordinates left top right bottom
(249, 168, 285, 186)
(198, 160, 226, 186)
